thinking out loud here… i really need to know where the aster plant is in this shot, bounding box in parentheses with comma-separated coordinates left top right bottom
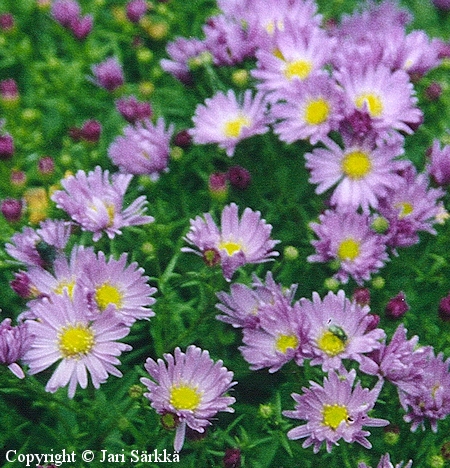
(1, 0, 450, 466)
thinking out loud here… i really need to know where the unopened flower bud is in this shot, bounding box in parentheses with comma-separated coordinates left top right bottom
(223, 448, 241, 468)
(128, 384, 144, 399)
(0, 13, 15, 31)
(0, 79, 19, 105)
(38, 156, 55, 176)
(324, 277, 340, 291)
(383, 425, 400, 445)
(228, 165, 251, 189)
(80, 119, 102, 143)
(231, 69, 249, 88)
(173, 129, 192, 149)
(209, 172, 228, 200)
(160, 412, 179, 431)
(352, 287, 370, 306)
(70, 14, 93, 40)
(438, 293, 450, 321)
(1, 198, 22, 222)
(203, 248, 221, 267)
(126, 0, 147, 23)
(371, 216, 389, 234)
(371, 276, 385, 289)
(283, 245, 299, 261)
(428, 455, 445, 468)
(425, 82, 443, 101)
(386, 291, 409, 319)
(0, 134, 14, 160)
(441, 441, 450, 460)
(10, 271, 34, 298)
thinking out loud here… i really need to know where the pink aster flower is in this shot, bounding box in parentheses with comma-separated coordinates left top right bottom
(79, 249, 157, 326)
(359, 324, 432, 395)
(189, 89, 270, 157)
(358, 453, 413, 468)
(305, 137, 404, 213)
(239, 297, 308, 372)
(335, 63, 422, 142)
(223, 0, 322, 52)
(141, 345, 236, 451)
(203, 15, 254, 66)
(272, 74, 345, 145)
(377, 163, 445, 251)
(5, 220, 72, 268)
(160, 37, 208, 85)
(182, 203, 279, 281)
(91, 57, 124, 92)
(308, 209, 389, 284)
(399, 351, 450, 433)
(51, 166, 154, 241)
(108, 118, 174, 178)
(427, 139, 450, 186)
(23, 290, 132, 398)
(298, 290, 385, 371)
(0, 318, 33, 379)
(251, 21, 335, 98)
(283, 368, 388, 453)
(216, 271, 297, 329)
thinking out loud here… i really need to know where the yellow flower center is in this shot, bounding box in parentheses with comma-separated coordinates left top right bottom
(341, 150, 372, 179)
(322, 403, 349, 430)
(54, 279, 76, 299)
(317, 330, 346, 356)
(170, 384, 202, 411)
(275, 334, 299, 354)
(224, 115, 250, 138)
(304, 98, 330, 125)
(218, 239, 243, 256)
(394, 201, 414, 219)
(59, 324, 95, 358)
(95, 282, 123, 311)
(284, 59, 312, 80)
(337, 238, 360, 261)
(355, 93, 383, 117)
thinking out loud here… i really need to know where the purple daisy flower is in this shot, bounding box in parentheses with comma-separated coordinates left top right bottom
(91, 57, 124, 92)
(0, 318, 33, 379)
(335, 63, 422, 142)
(427, 139, 450, 186)
(377, 163, 445, 251)
(399, 351, 450, 433)
(203, 15, 254, 66)
(160, 37, 208, 85)
(216, 271, 297, 329)
(141, 345, 236, 451)
(272, 74, 345, 145)
(227, 0, 322, 53)
(5, 220, 72, 268)
(108, 118, 174, 178)
(305, 135, 404, 213)
(359, 324, 432, 394)
(51, 166, 154, 241)
(189, 89, 270, 157)
(182, 203, 279, 281)
(308, 209, 389, 284)
(23, 290, 132, 398)
(239, 297, 308, 372)
(298, 290, 385, 371)
(283, 368, 389, 453)
(22, 245, 92, 313)
(251, 21, 335, 98)
(79, 249, 157, 326)
(358, 453, 413, 468)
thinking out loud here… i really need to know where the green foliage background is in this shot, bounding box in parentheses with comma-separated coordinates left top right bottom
(1, 0, 450, 466)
